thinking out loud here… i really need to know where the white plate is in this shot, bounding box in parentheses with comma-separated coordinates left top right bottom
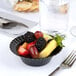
(0, 0, 39, 27)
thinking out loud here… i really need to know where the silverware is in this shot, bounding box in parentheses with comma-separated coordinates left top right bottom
(0, 17, 29, 29)
(49, 50, 76, 76)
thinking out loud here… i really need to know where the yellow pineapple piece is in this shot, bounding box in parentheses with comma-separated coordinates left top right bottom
(43, 33, 52, 41)
(39, 40, 57, 58)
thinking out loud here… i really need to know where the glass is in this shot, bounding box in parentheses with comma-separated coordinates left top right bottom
(39, 0, 69, 35)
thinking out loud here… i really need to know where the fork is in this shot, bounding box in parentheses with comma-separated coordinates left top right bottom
(49, 50, 76, 76)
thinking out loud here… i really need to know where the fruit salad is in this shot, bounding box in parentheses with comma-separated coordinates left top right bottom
(17, 31, 64, 58)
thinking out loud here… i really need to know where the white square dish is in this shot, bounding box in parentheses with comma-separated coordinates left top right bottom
(0, 0, 39, 27)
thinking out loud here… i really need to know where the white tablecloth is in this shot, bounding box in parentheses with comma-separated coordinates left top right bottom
(0, 24, 76, 76)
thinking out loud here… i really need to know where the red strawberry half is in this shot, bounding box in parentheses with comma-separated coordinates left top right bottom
(18, 46, 29, 56)
(26, 40, 36, 50)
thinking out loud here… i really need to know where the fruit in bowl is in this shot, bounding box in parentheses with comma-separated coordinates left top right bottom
(10, 31, 64, 66)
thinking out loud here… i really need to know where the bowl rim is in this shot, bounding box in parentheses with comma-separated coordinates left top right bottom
(10, 34, 62, 60)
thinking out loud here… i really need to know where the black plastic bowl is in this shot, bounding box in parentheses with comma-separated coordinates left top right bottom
(10, 35, 62, 66)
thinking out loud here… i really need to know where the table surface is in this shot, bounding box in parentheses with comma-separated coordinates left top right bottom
(0, 0, 76, 76)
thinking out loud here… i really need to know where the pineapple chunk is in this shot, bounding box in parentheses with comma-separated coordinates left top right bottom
(39, 40, 57, 58)
(43, 33, 52, 41)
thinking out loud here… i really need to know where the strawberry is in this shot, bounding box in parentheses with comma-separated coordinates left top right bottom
(18, 46, 29, 56)
(29, 46, 39, 58)
(26, 40, 36, 50)
(21, 42, 28, 49)
(34, 31, 43, 39)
